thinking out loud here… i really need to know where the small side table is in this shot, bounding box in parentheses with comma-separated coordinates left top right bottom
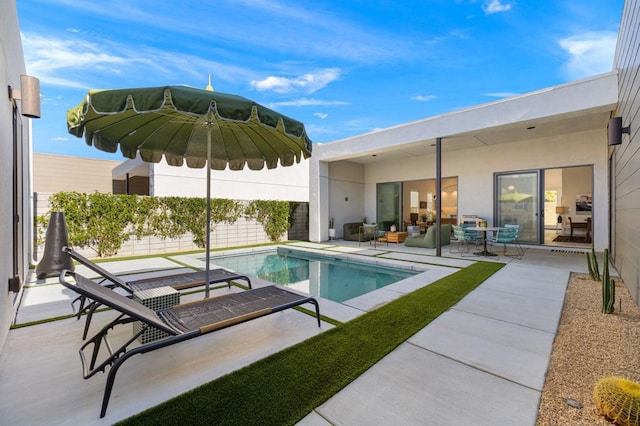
(133, 286, 180, 343)
(385, 231, 408, 244)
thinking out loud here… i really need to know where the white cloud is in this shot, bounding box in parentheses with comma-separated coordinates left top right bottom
(314, 112, 329, 119)
(21, 33, 127, 88)
(559, 31, 617, 79)
(20, 32, 257, 90)
(251, 68, 341, 94)
(411, 95, 437, 102)
(483, 0, 513, 14)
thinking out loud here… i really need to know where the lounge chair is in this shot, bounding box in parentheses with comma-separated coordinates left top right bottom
(62, 246, 252, 339)
(59, 270, 321, 418)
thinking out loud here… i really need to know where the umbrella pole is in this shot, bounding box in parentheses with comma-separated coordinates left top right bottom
(205, 126, 212, 298)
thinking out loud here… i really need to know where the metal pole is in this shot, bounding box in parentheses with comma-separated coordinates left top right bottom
(205, 126, 212, 298)
(436, 137, 442, 257)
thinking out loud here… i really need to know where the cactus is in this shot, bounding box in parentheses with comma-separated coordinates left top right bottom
(593, 376, 640, 426)
(586, 242, 600, 281)
(602, 248, 615, 314)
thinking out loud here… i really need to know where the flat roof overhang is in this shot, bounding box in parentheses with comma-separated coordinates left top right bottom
(112, 155, 150, 180)
(315, 71, 619, 165)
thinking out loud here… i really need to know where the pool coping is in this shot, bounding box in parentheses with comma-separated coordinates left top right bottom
(170, 243, 474, 323)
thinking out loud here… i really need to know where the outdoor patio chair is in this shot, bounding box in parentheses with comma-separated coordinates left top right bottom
(62, 246, 252, 339)
(489, 224, 524, 259)
(358, 224, 379, 246)
(59, 270, 321, 418)
(449, 224, 481, 255)
(449, 225, 466, 254)
(375, 222, 387, 244)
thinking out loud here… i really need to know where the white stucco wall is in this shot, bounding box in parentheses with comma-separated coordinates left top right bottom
(1, 1, 32, 353)
(327, 161, 365, 239)
(148, 160, 309, 201)
(309, 159, 328, 242)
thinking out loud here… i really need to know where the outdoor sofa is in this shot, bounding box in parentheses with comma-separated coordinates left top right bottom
(343, 221, 396, 242)
(404, 223, 452, 248)
(343, 222, 368, 241)
(59, 270, 321, 418)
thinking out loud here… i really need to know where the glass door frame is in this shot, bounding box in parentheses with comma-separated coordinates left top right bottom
(494, 170, 543, 244)
(376, 182, 402, 232)
(11, 106, 24, 294)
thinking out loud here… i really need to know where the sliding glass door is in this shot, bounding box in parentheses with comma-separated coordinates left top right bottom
(376, 182, 401, 231)
(495, 171, 540, 243)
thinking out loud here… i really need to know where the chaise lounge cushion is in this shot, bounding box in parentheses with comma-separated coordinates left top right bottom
(405, 224, 452, 248)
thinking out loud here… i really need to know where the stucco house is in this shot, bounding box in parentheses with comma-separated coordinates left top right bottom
(1, 0, 640, 356)
(112, 155, 309, 202)
(31, 153, 310, 257)
(309, 3, 640, 305)
(310, 73, 615, 248)
(1, 1, 35, 351)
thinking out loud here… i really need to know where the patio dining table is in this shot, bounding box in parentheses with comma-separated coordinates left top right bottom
(468, 226, 500, 257)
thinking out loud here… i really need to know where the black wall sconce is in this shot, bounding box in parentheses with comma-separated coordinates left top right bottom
(8, 75, 41, 118)
(608, 116, 630, 146)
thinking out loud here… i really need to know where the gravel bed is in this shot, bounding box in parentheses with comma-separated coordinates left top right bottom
(536, 273, 640, 425)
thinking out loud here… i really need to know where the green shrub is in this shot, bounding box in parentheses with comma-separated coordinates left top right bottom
(48, 192, 136, 257)
(41, 192, 244, 256)
(159, 197, 243, 248)
(245, 200, 290, 241)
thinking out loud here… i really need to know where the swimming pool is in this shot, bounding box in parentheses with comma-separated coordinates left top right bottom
(210, 249, 417, 303)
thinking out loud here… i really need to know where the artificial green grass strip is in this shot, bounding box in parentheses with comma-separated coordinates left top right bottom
(10, 306, 113, 329)
(11, 313, 77, 328)
(119, 261, 503, 426)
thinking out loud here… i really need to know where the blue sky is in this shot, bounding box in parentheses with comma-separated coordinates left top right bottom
(17, 0, 624, 160)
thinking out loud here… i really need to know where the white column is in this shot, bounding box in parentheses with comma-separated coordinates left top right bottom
(309, 159, 329, 242)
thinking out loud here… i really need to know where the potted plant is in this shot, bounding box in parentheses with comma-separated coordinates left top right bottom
(420, 213, 428, 223)
(329, 217, 335, 240)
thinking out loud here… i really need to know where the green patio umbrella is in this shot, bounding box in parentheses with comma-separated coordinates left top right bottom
(67, 85, 312, 296)
(499, 191, 532, 203)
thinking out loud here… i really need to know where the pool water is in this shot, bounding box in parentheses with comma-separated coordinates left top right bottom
(210, 249, 417, 303)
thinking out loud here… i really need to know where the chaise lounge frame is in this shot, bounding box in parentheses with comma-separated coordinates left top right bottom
(62, 246, 252, 338)
(59, 270, 321, 418)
